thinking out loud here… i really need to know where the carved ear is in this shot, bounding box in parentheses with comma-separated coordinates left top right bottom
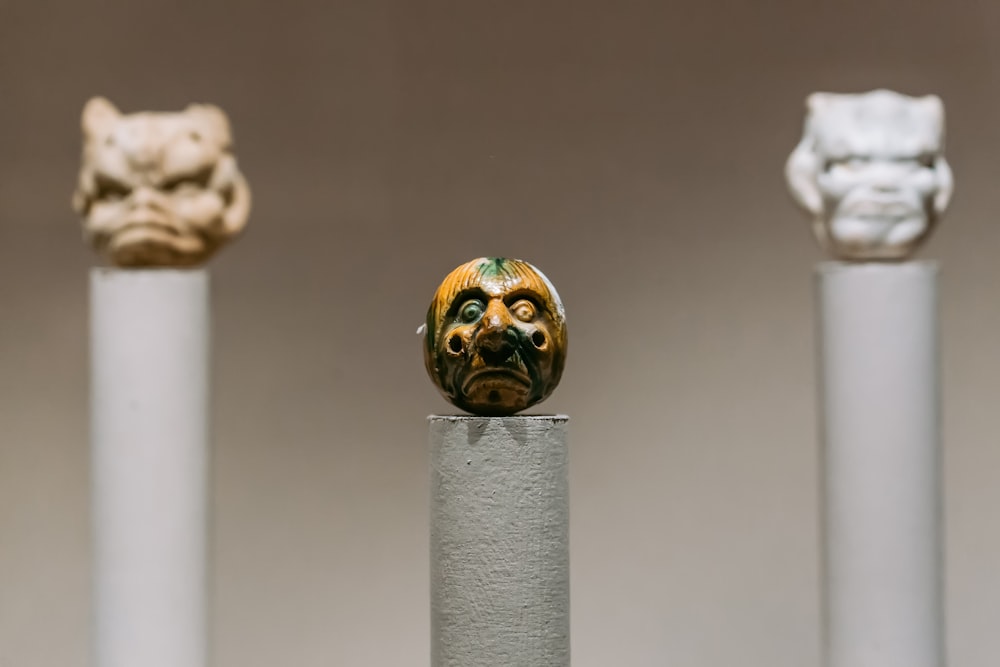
(223, 170, 251, 236)
(785, 93, 831, 215)
(914, 95, 951, 214)
(185, 104, 232, 146)
(932, 156, 954, 215)
(82, 97, 120, 138)
(71, 180, 91, 215)
(785, 138, 823, 215)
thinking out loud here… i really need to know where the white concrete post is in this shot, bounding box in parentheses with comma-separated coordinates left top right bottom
(90, 268, 210, 667)
(816, 261, 944, 667)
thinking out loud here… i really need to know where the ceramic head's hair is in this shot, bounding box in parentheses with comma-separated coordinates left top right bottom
(785, 89, 950, 215)
(425, 257, 566, 354)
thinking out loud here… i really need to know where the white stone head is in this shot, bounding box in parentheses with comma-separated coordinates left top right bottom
(786, 89, 953, 261)
(73, 97, 251, 267)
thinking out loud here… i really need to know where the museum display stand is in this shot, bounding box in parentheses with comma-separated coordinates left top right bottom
(429, 415, 571, 667)
(90, 269, 209, 667)
(816, 262, 943, 667)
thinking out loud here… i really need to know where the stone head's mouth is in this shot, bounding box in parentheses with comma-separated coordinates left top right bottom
(106, 220, 206, 265)
(116, 219, 182, 237)
(842, 198, 918, 219)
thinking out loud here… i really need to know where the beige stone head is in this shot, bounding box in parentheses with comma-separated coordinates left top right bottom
(73, 97, 251, 267)
(786, 89, 953, 261)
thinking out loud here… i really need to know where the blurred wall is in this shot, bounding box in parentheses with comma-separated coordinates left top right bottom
(2, 1, 1000, 665)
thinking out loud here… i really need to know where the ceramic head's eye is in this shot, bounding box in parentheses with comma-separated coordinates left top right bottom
(510, 299, 536, 323)
(459, 299, 485, 323)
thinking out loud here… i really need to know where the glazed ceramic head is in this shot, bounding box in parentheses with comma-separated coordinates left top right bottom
(786, 89, 953, 261)
(423, 257, 568, 416)
(72, 96, 251, 267)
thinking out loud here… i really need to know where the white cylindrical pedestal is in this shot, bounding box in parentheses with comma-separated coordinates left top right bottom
(817, 262, 943, 667)
(90, 268, 209, 667)
(429, 415, 570, 667)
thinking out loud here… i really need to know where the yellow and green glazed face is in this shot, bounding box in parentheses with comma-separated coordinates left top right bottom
(424, 257, 567, 416)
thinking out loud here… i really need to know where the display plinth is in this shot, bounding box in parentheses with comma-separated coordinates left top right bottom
(816, 261, 943, 667)
(90, 268, 209, 667)
(429, 415, 570, 667)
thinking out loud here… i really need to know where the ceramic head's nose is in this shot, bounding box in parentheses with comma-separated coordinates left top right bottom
(476, 300, 517, 362)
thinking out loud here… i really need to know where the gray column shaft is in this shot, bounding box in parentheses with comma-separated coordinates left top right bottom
(430, 415, 570, 667)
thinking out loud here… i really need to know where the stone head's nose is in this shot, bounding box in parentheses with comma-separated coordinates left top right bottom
(129, 185, 169, 210)
(868, 163, 904, 192)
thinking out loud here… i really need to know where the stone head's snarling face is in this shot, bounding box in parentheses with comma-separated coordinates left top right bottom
(424, 258, 568, 416)
(73, 97, 251, 267)
(786, 89, 953, 261)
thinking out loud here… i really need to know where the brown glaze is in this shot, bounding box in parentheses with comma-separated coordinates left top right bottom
(423, 257, 567, 416)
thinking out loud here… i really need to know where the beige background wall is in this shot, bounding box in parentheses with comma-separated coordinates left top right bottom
(3, 1, 1000, 665)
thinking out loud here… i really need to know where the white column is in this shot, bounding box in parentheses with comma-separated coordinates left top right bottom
(429, 415, 570, 667)
(816, 261, 944, 667)
(90, 268, 209, 667)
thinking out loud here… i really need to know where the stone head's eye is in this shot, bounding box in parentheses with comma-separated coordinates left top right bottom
(918, 154, 935, 168)
(511, 299, 536, 322)
(826, 157, 865, 172)
(822, 157, 850, 172)
(95, 175, 131, 201)
(162, 166, 214, 193)
(163, 178, 198, 193)
(459, 299, 485, 323)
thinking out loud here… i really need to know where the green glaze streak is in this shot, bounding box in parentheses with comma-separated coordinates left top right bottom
(477, 257, 508, 279)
